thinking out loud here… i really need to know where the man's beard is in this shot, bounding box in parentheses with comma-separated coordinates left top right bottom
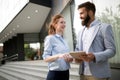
(81, 14, 90, 26)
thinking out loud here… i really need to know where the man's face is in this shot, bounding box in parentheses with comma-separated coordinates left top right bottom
(78, 7, 90, 26)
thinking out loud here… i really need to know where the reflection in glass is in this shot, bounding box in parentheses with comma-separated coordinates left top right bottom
(94, 0, 120, 64)
(24, 42, 41, 60)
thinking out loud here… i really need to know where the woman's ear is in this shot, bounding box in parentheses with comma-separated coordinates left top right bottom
(54, 24, 57, 29)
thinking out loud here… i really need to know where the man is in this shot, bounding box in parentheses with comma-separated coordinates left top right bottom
(75, 1, 116, 80)
(0, 52, 4, 65)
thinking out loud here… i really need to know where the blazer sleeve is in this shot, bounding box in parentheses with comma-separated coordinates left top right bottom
(94, 24, 116, 63)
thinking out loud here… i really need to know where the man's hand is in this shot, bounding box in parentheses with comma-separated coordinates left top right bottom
(81, 52, 95, 62)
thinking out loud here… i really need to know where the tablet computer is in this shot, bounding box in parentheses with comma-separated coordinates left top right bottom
(70, 51, 86, 59)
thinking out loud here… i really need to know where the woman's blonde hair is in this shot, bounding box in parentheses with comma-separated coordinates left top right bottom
(48, 14, 63, 35)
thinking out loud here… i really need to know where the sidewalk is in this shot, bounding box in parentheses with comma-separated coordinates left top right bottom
(111, 68, 120, 80)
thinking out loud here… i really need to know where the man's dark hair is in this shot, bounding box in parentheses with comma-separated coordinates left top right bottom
(78, 1, 96, 15)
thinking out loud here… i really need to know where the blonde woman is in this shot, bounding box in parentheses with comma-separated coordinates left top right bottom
(42, 14, 72, 80)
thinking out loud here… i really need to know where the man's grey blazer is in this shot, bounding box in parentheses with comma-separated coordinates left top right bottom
(75, 20, 116, 78)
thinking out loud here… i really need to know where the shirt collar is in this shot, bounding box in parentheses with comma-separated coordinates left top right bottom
(90, 19, 99, 27)
(55, 34, 63, 38)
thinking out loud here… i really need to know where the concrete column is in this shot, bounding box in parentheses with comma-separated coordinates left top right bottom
(17, 34, 24, 61)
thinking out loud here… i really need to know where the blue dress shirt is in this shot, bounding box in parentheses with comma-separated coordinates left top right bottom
(42, 34, 70, 71)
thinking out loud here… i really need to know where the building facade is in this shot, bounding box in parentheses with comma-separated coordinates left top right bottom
(0, 1, 120, 78)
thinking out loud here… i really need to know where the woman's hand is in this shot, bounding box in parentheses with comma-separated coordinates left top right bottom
(58, 53, 73, 62)
(74, 58, 83, 63)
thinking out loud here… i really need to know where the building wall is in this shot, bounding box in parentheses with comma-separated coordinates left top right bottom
(0, 46, 3, 53)
(51, 0, 71, 15)
(0, 46, 3, 59)
(43, 0, 74, 51)
(93, 0, 120, 66)
(61, 4, 74, 51)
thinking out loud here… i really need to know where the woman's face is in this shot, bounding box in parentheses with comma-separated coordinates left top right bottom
(55, 18, 66, 33)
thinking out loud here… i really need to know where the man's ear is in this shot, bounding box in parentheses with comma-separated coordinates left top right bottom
(89, 10, 94, 16)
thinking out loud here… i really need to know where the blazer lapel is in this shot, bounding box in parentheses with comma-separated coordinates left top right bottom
(87, 23, 101, 51)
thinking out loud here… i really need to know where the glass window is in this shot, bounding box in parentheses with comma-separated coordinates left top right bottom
(24, 42, 41, 60)
(93, 0, 120, 65)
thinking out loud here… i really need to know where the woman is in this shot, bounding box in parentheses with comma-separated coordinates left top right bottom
(42, 14, 72, 80)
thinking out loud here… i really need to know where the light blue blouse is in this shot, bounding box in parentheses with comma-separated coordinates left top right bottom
(42, 34, 70, 71)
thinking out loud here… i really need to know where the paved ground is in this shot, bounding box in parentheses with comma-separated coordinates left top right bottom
(0, 76, 8, 80)
(111, 68, 120, 80)
(0, 66, 119, 80)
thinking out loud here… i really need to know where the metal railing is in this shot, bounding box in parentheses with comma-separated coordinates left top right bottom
(5, 54, 18, 61)
(0, 54, 18, 65)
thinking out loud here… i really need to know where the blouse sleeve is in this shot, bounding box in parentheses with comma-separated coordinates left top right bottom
(42, 35, 53, 59)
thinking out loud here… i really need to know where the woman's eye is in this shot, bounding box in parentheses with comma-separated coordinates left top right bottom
(61, 21, 65, 24)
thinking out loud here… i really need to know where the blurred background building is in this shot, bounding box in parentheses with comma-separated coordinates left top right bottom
(0, 0, 120, 80)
